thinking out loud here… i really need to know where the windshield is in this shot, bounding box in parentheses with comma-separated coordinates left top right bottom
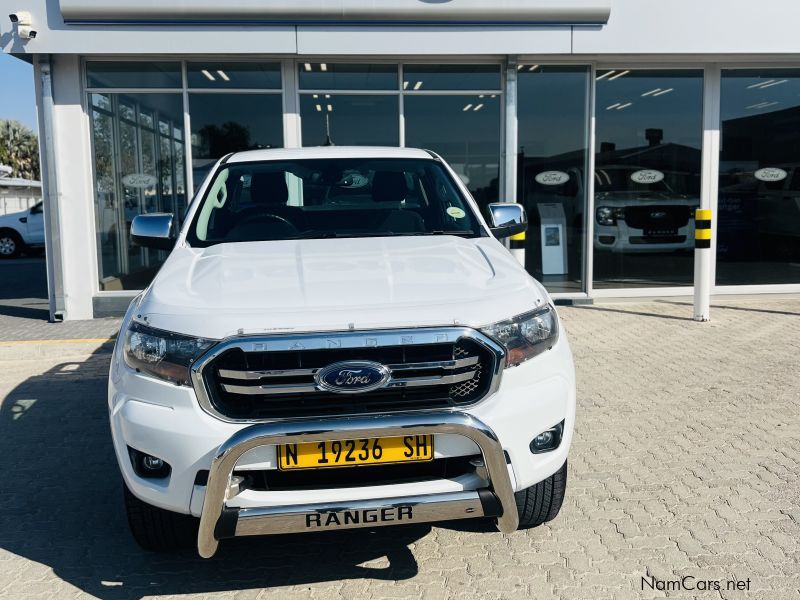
(186, 157, 483, 247)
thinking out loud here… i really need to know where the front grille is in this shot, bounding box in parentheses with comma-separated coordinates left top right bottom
(624, 205, 691, 230)
(199, 333, 499, 420)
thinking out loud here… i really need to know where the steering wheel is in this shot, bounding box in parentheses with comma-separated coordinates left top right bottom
(237, 213, 298, 231)
(234, 213, 300, 237)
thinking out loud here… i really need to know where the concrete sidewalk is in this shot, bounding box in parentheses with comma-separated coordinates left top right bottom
(0, 310, 121, 358)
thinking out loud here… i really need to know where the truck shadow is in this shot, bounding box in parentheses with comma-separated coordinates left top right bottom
(0, 348, 431, 598)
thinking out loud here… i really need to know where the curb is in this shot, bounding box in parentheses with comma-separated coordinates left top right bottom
(0, 338, 116, 360)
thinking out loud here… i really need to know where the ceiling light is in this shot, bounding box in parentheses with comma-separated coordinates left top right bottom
(652, 88, 674, 96)
(479, 94, 484, 98)
(304, 63, 312, 72)
(759, 79, 788, 89)
(606, 102, 620, 110)
(517, 65, 524, 70)
(490, 94, 497, 98)
(216, 70, 230, 82)
(608, 70, 630, 81)
(201, 69, 215, 81)
(320, 63, 328, 71)
(641, 88, 661, 97)
(596, 70, 615, 81)
(473, 103, 484, 111)
(312, 94, 319, 99)
(528, 64, 539, 72)
(413, 81, 423, 90)
(403, 81, 409, 89)
(616, 102, 633, 109)
(315, 104, 322, 112)
(462, 104, 473, 111)
(325, 94, 330, 99)
(327, 104, 333, 112)
(747, 79, 775, 89)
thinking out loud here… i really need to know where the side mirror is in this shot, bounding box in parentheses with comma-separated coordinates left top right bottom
(487, 203, 527, 239)
(131, 213, 175, 250)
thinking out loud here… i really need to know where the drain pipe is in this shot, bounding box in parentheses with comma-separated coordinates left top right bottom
(35, 55, 66, 321)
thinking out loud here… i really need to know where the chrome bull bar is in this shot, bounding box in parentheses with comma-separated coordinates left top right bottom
(197, 412, 519, 558)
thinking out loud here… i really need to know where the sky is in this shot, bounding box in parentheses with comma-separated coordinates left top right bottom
(0, 53, 37, 131)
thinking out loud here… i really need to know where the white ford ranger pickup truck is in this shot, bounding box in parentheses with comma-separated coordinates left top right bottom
(109, 146, 575, 558)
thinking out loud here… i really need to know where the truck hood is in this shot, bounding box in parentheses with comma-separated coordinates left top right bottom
(136, 236, 547, 339)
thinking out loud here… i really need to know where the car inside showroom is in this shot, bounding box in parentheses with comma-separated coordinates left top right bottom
(2, 0, 799, 320)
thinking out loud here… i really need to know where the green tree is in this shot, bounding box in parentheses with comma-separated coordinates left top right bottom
(0, 119, 40, 181)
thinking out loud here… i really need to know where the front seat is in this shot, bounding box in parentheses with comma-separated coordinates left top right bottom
(246, 171, 305, 230)
(371, 171, 425, 233)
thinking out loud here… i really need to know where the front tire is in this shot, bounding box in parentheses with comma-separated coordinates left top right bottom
(123, 485, 198, 552)
(515, 460, 568, 528)
(0, 230, 22, 259)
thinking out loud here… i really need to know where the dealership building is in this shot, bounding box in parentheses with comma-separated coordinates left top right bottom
(2, 0, 799, 320)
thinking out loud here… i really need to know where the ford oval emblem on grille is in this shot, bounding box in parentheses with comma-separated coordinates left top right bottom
(650, 211, 668, 219)
(314, 361, 391, 394)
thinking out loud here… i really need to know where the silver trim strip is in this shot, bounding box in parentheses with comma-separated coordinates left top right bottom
(190, 326, 505, 423)
(217, 355, 480, 381)
(197, 411, 518, 558)
(220, 369, 478, 395)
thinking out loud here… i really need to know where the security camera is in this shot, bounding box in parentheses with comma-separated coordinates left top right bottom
(9, 11, 32, 26)
(19, 26, 36, 39)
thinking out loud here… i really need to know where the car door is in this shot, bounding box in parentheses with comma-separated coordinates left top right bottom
(22, 202, 45, 245)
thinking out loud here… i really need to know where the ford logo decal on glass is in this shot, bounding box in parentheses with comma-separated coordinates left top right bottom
(315, 361, 391, 394)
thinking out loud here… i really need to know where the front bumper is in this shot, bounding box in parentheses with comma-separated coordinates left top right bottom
(109, 324, 575, 557)
(594, 222, 694, 252)
(198, 412, 517, 558)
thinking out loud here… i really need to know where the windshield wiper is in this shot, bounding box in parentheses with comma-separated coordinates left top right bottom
(409, 230, 477, 237)
(291, 231, 398, 239)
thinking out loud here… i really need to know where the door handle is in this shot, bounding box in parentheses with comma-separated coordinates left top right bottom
(19, 217, 27, 223)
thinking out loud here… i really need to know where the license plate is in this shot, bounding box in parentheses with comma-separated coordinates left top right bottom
(278, 435, 434, 470)
(645, 228, 678, 237)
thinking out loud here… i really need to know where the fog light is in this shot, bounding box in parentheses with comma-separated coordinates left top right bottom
(529, 421, 564, 454)
(128, 447, 171, 479)
(143, 455, 164, 470)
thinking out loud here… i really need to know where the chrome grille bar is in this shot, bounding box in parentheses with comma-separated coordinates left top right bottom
(217, 356, 480, 382)
(221, 369, 478, 396)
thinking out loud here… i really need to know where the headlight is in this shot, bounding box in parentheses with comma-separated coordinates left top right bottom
(481, 305, 559, 367)
(596, 206, 625, 226)
(124, 322, 215, 385)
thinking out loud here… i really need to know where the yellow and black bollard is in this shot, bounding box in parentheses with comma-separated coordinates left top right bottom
(693, 208, 712, 321)
(694, 209, 712, 249)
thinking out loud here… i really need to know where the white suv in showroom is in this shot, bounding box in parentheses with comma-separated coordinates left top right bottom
(109, 147, 575, 558)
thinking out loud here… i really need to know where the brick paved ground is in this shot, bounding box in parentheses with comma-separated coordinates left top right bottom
(0, 298, 798, 599)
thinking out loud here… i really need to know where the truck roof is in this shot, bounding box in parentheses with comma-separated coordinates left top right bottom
(226, 146, 435, 163)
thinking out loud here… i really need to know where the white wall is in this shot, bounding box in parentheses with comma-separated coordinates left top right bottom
(3, 0, 800, 57)
(46, 54, 95, 319)
(573, 0, 800, 55)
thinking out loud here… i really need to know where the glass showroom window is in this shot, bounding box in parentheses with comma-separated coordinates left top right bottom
(594, 69, 703, 288)
(717, 69, 800, 286)
(88, 90, 184, 291)
(188, 62, 283, 189)
(299, 63, 399, 146)
(516, 65, 590, 293)
(404, 65, 502, 210)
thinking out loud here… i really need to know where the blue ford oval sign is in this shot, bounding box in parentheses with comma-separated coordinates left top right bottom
(315, 361, 391, 394)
